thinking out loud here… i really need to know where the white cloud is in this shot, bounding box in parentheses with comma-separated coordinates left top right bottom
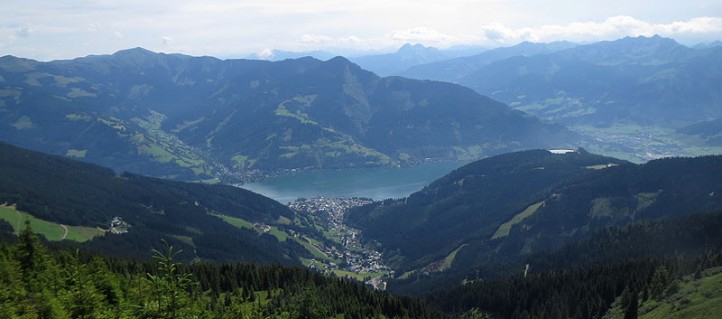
(258, 48, 274, 59)
(300, 34, 333, 44)
(0, 0, 721, 60)
(481, 23, 514, 42)
(162, 35, 174, 46)
(467, 16, 722, 45)
(391, 27, 449, 44)
(15, 25, 30, 38)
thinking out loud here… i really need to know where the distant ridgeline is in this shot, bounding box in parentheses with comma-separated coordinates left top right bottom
(402, 35, 722, 128)
(346, 148, 722, 283)
(0, 141, 305, 264)
(0, 49, 577, 182)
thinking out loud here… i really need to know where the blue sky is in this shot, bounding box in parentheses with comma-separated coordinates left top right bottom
(2, 0, 721, 61)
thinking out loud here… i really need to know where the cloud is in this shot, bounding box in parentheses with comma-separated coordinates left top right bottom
(258, 48, 273, 59)
(476, 16, 722, 44)
(391, 27, 449, 43)
(162, 35, 174, 46)
(339, 36, 361, 44)
(481, 23, 513, 42)
(300, 34, 333, 44)
(15, 25, 30, 38)
(1, 0, 721, 60)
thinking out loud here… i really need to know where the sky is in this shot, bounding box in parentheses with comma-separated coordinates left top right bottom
(1, 0, 722, 61)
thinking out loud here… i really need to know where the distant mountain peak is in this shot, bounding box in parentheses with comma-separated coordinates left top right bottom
(398, 43, 431, 52)
(397, 43, 442, 56)
(326, 55, 352, 64)
(617, 34, 681, 47)
(112, 47, 157, 57)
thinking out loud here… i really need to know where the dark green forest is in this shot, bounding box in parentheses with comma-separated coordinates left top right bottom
(0, 222, 447, 319)
(0, 141, 312, 264)
(5, 209, 722, 318)
(4, 141, 722, 318)
(347, 150, 722, 276)
(422, 211, 722, 318)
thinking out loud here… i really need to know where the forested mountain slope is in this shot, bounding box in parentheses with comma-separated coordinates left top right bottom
(0, 141, 303, 263)
(0, 49, 577, 182)
(347, 149, 722, 276)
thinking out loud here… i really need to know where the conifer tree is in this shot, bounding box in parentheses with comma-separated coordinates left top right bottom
(144, 240, 196, 318)
(623, 291, 638, 319)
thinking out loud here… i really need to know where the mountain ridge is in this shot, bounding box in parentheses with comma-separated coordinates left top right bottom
(0, 49, 578, 182)
(0, 141, 304, 264)
(346, 149, 722, 276)
(456, 35, 722, 128)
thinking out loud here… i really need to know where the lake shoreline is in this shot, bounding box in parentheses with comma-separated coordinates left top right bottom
(240, 161, 465, 204)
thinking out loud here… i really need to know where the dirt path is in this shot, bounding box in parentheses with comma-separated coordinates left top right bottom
(60, 224, 68, 240)
(15, 209, 23, 232)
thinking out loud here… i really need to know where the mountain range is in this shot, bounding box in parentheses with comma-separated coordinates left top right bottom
(398, 40, 578, 82)
(350, 43, 452, 76)
(346, 148, 722, 278)
(2, 35, 722, 317)
(446, 35, 722, 128)
(0, 49, 576, 182)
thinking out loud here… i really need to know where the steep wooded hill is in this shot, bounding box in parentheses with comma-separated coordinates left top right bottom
(0, 141, 303, 264)
(346, 149, 722, 276)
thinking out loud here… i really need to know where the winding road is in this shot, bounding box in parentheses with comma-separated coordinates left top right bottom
(60, 224, 68, 240)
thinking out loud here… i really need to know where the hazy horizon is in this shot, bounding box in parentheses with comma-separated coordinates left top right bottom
(2, 0, 721, 61)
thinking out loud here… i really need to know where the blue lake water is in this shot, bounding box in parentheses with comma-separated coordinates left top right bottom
(242, 161, 464, 204)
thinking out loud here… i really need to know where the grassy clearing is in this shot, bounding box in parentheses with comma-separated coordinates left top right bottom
(440, 244, 468, 271)
(492, 201, 545, 239)
(129, 112, 214, 176)
(65, 149, 88, 158)
(639, 267, 722, 319)
(294, 236, 342, 264)
(275, 102, 319, 126)
(0, 205, 104, 242)
(332, 269, 391, 282)
(301, 259, 388, 282)
(211, 213, 290, 242)
(210, 213, 253, 229)
(605, 267, 722, 319)
(294, 237, 330, 261)
(268, 226, 289, 242)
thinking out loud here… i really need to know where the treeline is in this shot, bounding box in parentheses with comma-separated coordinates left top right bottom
(427, 254, 722, 319)
(420, 211, 722, 318)
(0, 141, 292, 227)
(347, 150, 722, 276)
(0, 222, 448, 319)
(0, 141, 311, 264)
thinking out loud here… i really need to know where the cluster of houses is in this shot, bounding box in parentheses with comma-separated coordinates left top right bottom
(289, 197, 393, 288)
(109, 217, 130, 234)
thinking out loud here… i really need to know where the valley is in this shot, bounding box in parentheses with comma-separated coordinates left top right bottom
(576, 124, 722, 163)
(288, 197, 393, 286)
(2, 32, 722, 318)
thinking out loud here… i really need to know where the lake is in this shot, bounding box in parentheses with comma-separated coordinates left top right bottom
(242, 161, 464, 204)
